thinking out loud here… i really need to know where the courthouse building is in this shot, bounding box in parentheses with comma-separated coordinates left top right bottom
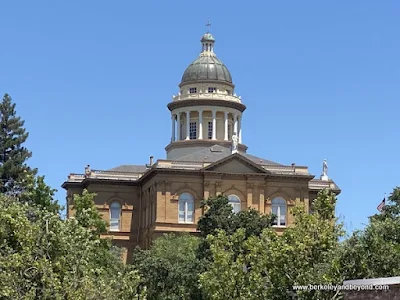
(62, 30, 340, 262)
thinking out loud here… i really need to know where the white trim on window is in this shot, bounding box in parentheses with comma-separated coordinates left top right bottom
(228, 194, 241, 214)
(189, 121, 197, 140)
(178, 193, 194, 223)
(271, 197, 287, 227)
(109, 201, 121, 231)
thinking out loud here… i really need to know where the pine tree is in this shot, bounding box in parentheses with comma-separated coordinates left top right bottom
(0, 93, 36, 196)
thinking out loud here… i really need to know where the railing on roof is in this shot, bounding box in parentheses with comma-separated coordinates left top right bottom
(172, 93, 242, 103)
(262, 165, 309, 175)
(154, 160, 207, 170)
(67, 173, 85, 182)
(309, 180, 338, 190)
(67, 170, 143, 182)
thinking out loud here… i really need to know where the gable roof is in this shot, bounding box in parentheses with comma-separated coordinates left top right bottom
(202, 152, 269, 174)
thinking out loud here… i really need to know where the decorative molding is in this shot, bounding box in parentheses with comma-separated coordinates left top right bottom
(203, 181, 210, 187)
(215, 181, 222, 188)
(246, 182, 254, 189)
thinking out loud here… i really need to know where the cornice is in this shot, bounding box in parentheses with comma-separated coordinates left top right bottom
(165, 140, 248, 152)
(179, 80, 235, 89)
(167, 99, 246, 112)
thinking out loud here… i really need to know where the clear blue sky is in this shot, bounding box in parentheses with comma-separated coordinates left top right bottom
(1, 1, 399, 233)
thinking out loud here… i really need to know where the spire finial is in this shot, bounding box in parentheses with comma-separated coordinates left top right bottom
(206, 16, 211, 33)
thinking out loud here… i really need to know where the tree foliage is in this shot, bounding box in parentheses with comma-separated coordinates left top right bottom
(0, 193, 145, 299)
(72, 189, 107, 236)
(339, 187, 400, 280)
(197, 195, 275, 238)
(132, 233, 201, 300)
(200, 190, 344, 300)
(0, 94, 36, 196)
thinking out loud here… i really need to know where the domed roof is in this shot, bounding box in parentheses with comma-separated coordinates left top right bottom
(181, 56, 232, 84)
(180, 32, 233, 85)
(201, 33, 215, 42)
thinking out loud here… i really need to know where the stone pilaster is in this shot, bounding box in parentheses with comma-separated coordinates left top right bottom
(215, 181, 222, 196)
(203, 181, 210, 200)
(258, 183, 265, 214)
(246, 182, 254, 209)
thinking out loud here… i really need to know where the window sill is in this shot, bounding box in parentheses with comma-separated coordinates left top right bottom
(178, 221, 194, 224)
(272, 225, 287, 228)
(109, 229, 120, 232)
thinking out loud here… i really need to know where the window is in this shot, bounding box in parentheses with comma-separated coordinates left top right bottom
(109, 201, 121, 231)
(178, 193, 194, 223)
(271, 197, 287, 226)
(190, 122, 197, 140)
(208, 121, 213, 139)
(208, 87, 216, 93)
(228, 195, 241, 214)
(226, 89, 232, 95)
(228, 123, 232, 140)
(180, 122, 184, 140)
(189, 87, 197, 94)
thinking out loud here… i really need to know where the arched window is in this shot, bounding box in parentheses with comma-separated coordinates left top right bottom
(228, 194, 241, 214)
(109, 201, 121, 231)
(271, 197, 286, 226)
(178, 193, 194, 223)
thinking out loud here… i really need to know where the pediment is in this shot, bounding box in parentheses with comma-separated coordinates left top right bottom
(203, 153, 268, 174)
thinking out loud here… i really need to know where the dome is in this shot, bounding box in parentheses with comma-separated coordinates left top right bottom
(201, 33, 215, 42)
(181, 56, 232, 84)
(181, 32, 232, 85)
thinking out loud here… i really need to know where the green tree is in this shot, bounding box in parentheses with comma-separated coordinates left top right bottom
(0, 194, 145, 300)
(196, 195, 275, 262)
(72, 189, 107, 236)
(339, 187, 400, 280)
(20, 174, 61, 214)
(197, 194, 275, 239)
(132, 233, 201, 300)
(200, 190, 344, 300)
(0, 94, 36, 196)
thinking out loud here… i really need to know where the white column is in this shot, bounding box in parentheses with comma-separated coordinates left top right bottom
(171, 114, 175, 142)
(186, 111, 190, 140)
(224, 112, 228, 141)
(177, 113, 181, 140)
(212, 110, 217, 140)
(198, 110, 203, 139)
(238, 116, 242, 143)
(234, 114, 238, 134)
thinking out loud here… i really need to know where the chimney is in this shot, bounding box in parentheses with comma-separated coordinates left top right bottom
(149, 156, 154, 166)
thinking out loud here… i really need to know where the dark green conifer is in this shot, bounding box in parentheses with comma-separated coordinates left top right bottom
(0, 93, 36, 196)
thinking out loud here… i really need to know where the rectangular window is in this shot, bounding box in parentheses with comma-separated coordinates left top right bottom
(272, 206, 286, 226)
(272, 206, 278, 226)
(189, 87, 197, 94)
(189, 122, 197, 140)
(110, 202, 121, 231)
(208, 122, 213, 139)
(186, 201, 194, 222)
(179, 201, 185, 223)
(180, 122, 184, 140)
(179, 200, 194, 223)
(208, 87, 216, 93)
(226, 89, 231, 95)
(228, 124, 232, 140)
